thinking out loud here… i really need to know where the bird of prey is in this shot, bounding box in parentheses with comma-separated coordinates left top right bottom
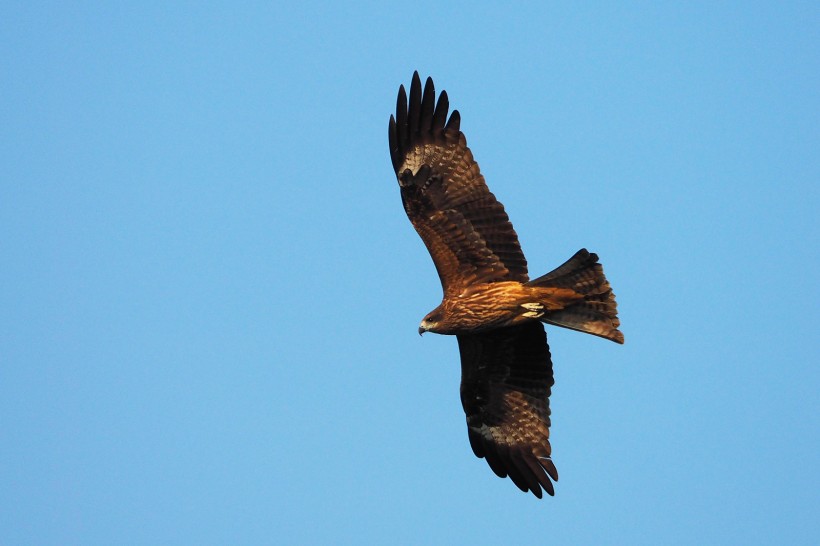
(388, 72, 624, 498)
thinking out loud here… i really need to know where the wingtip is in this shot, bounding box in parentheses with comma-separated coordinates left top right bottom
(390, 73, 464, 175)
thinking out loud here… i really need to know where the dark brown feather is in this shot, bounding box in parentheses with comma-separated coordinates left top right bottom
(408, 72, 422, 138)
(457, 321, 557, 498)
(420, 76, 436, 132)
(431, 90, 448, 131)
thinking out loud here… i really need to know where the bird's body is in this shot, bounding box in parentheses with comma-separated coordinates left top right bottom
(420, 281, 583, 335)
(388, 72, 623, 498)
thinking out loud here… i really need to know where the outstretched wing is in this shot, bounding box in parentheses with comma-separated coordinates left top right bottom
(457, 321, 558, 498)
(388, 72, 528, 296)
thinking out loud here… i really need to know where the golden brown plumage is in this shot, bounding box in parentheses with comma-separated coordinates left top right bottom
(389, 72, 623, 498)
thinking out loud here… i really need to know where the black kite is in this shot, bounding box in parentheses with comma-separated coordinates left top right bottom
(388, 72, 623, 498)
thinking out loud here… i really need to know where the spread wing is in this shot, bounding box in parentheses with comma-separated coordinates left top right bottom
(457, 321, 558, 498)
(388, 72, 528, 296)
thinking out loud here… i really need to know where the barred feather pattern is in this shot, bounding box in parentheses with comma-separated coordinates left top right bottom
(529, 249, 623, 343)
(389, 72, 528, 295)
(458, 322, 558, 498)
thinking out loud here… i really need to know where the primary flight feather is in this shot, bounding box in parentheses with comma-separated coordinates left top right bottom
(388, 72, 623, 498)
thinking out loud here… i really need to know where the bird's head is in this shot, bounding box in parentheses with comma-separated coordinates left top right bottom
(418, 310, 443, 336)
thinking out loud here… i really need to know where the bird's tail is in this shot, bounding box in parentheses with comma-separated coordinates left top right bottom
(527, 249, 624, 343)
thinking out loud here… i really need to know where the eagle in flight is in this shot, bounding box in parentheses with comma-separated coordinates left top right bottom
(388, 72, 624, 498)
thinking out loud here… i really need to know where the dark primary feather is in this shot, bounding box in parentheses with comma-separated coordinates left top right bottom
(388, 72, 528, 294)
(457, 321, 558, 498)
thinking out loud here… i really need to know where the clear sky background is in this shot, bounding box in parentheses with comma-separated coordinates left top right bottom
(2, 2, 818, 545)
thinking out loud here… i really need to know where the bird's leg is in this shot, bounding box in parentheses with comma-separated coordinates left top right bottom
(520, 302, 545, 319)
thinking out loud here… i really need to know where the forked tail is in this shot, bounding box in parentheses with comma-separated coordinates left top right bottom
(527, 249, 624, 343)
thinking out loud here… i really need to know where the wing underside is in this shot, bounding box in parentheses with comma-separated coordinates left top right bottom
(389, 72, 528, 294)
(457, 321, 558, 498)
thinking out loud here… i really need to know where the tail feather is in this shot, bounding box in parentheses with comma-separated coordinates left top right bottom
(528, 249, 624, 344)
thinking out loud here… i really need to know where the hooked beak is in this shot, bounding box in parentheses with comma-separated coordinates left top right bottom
(418, 326, 425, 336)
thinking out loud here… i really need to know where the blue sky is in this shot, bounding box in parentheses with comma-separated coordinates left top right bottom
(2, 2, 818, 544)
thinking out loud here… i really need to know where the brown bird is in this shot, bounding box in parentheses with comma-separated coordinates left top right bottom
(388, 72, 624, 498)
